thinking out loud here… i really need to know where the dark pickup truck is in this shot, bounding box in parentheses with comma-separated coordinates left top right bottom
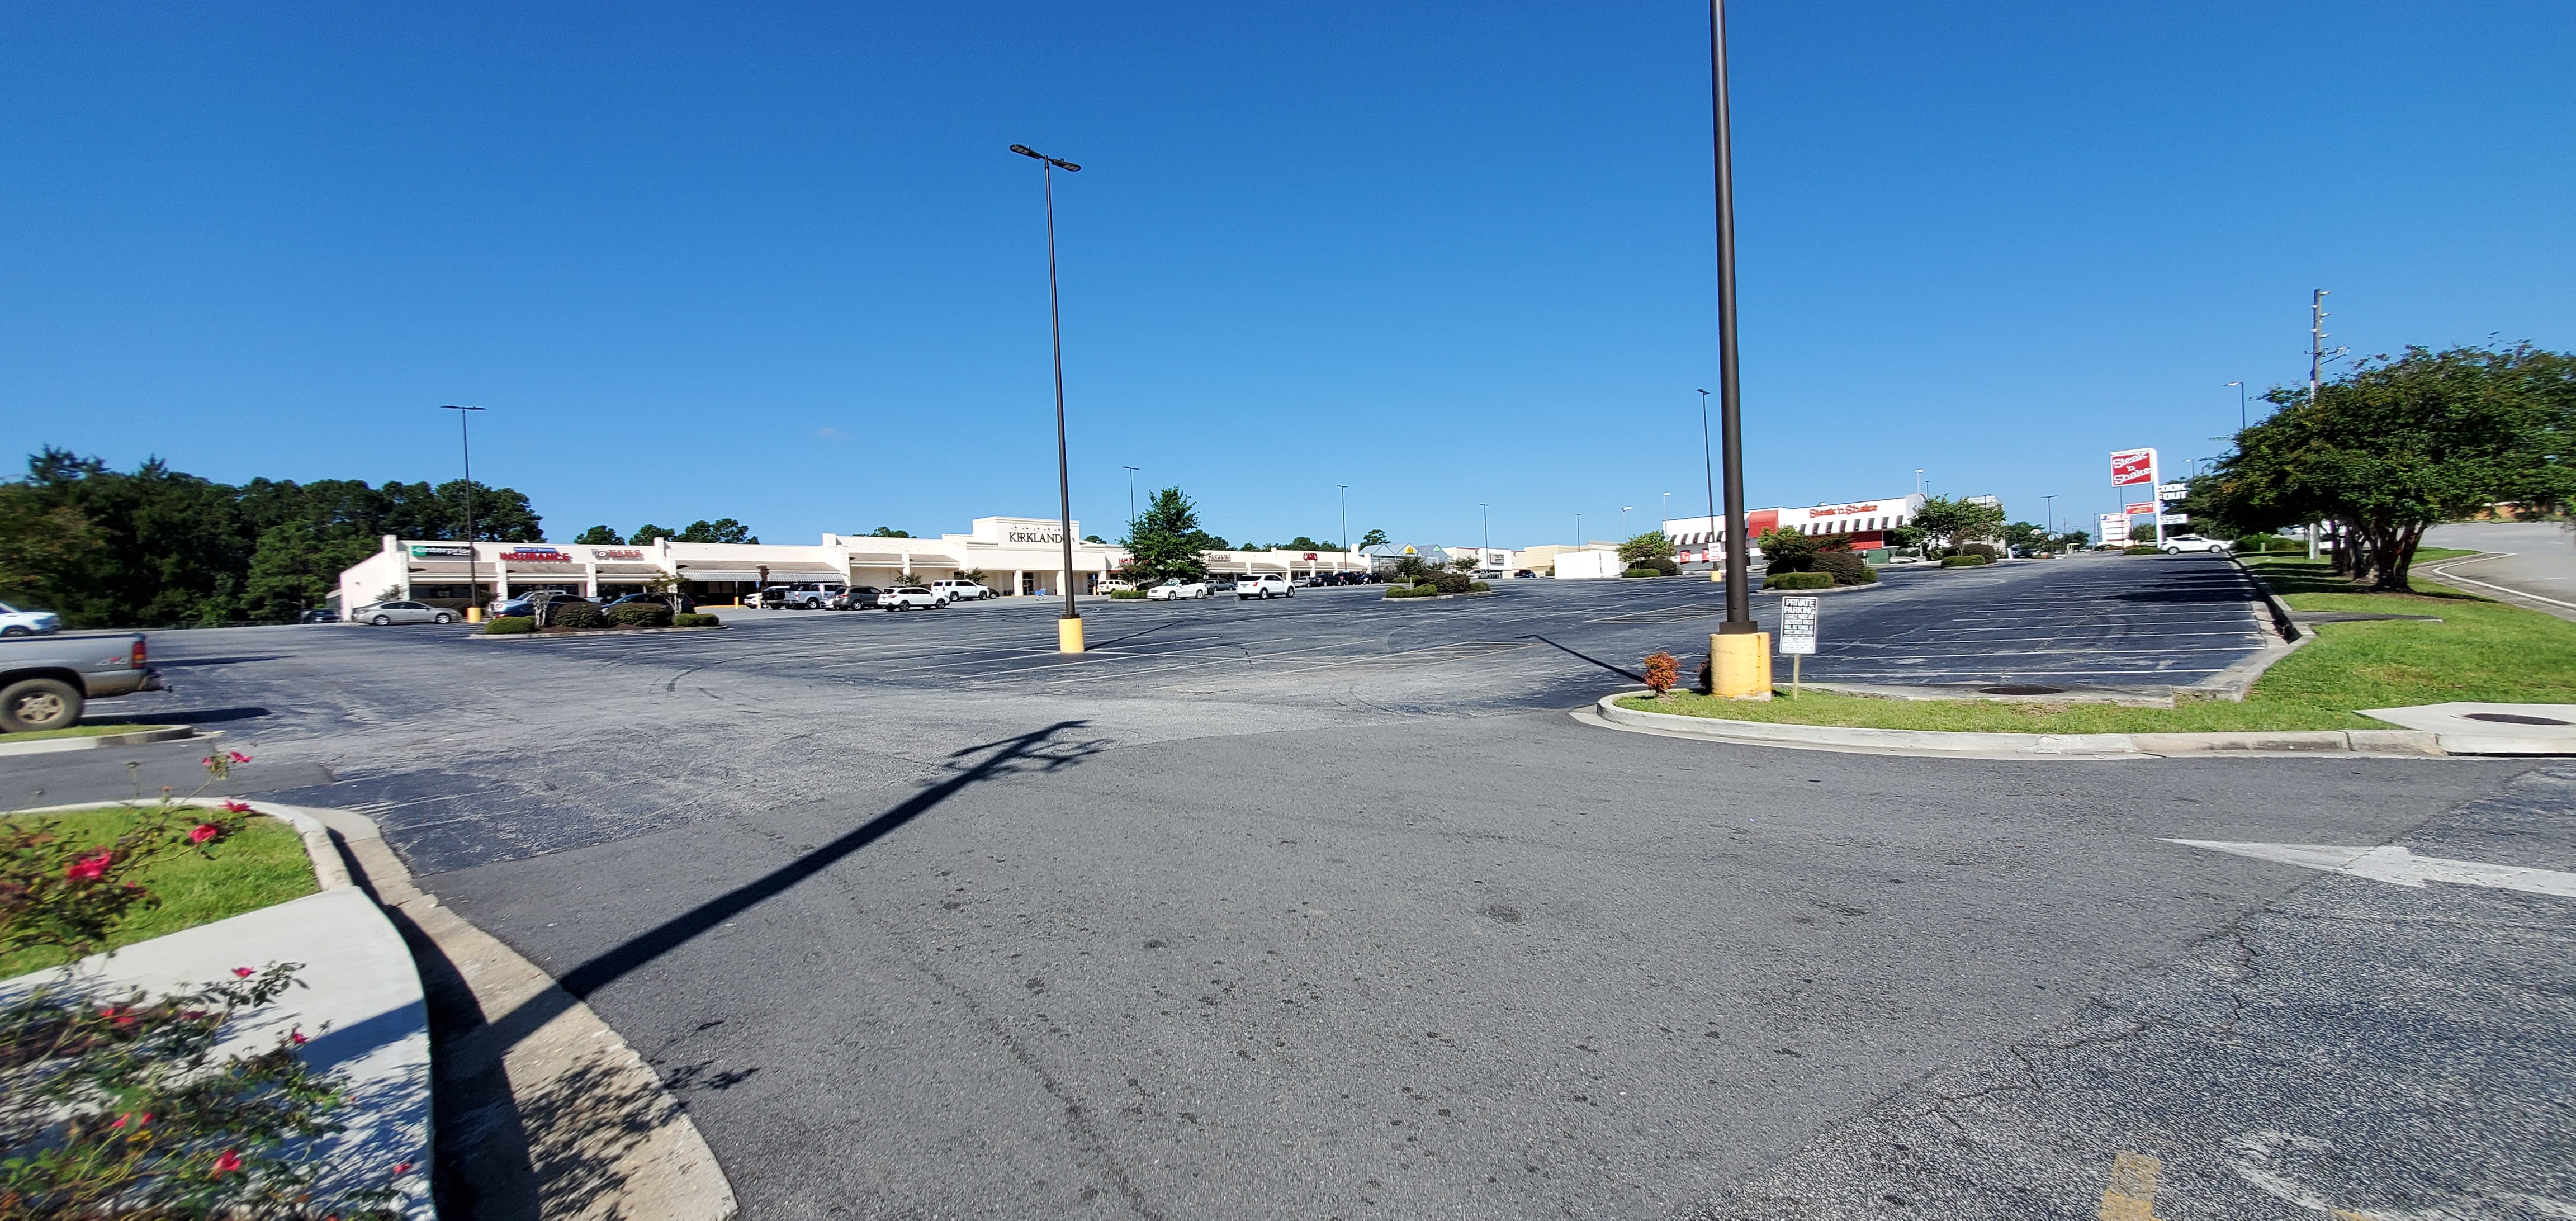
(1, 633, 165, 733)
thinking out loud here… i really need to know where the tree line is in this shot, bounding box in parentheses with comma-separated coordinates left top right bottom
(2199, 342, 2574, 590)
(0, 448, 542, 627)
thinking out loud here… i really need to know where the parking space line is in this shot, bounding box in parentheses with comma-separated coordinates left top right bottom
(2098, 1151, 2163, 1221)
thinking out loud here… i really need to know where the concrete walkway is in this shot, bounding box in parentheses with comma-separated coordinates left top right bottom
(2, 884, 433, 1217)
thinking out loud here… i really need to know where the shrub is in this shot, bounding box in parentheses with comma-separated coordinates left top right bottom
(1427, 570, 1474, 594)
(1469, 581, 1490, 592)
(1109, 589, 1148, 599)
(1384, 584, 1438, 599)
(549, 600, 607, 630)
(484, 616, 534, 634)
(609, 602, 674, 628)
(1956, 543, 2001, 560)
(1940, 554, 1993, 567)
(1642, 652, 1679, 694)
(673, 612, 722, 627)
(2123, 545, 2163, 556)
(1811, 552, 1878, 585)
(1765, 571, 1834, 589)
(1621, 568, 1660, 579)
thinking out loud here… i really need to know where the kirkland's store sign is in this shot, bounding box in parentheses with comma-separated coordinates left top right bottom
(498, 547, 569, 562)
(410, 545, 475, 559)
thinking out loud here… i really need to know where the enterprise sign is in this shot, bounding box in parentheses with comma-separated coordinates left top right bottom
(410, 545, 475, 559)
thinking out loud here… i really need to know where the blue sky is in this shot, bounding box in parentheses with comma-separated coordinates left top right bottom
(3, 2, 2569, 549)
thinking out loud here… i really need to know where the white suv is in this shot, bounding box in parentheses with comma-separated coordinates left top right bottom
(930, 580, 993, 601)
(2160, 534, 2233, 555)
(1235, 574, 1294, 600)
(878, 586, 950, 610)
(0, 600, 62, 636)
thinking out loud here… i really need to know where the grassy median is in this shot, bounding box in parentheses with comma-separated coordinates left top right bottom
(1616, 549, 2576, 733)
(0, 724, 179, 744)
(0, 808, 318, 977)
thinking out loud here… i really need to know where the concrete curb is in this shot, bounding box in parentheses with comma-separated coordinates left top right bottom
(1587, 693, 2452, 760)
(299, 805, 742, 1221)
(466, 625, 730, 641)
(0, 724, 200, 756)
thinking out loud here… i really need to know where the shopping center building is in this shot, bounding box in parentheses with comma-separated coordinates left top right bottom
(1662, 493, 1927, 565)
(335, 515, 1367, 612)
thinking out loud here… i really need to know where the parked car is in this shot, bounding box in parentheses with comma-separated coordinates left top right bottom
(0, 600, 63, 636)
(1512, 569, 1537, 579)
(830, 586, 884, 609)
(491, 592, 591, 618)
(1147, 579, 1211, 601)
(1097, 579, 1138, 594)
(1235, 574, 1295, 600)
(297, 608, 339, 624)
(2160, 534, 2233, 555)
(879, 586, 949, 611)
(0, 632, 164, 733)
(931, 580, 995, 602)
(603, 591, 696, 614)
(1473, 569, 1508, 582)
(352, 600, 458, 626)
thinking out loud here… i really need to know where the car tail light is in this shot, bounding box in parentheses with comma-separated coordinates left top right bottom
(132, 639, 148, 669)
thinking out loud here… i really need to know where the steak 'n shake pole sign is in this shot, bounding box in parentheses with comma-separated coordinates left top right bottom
(2110, 448, 2161, 543)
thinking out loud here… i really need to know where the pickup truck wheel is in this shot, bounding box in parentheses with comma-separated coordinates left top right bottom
(1, 676, 82, 733)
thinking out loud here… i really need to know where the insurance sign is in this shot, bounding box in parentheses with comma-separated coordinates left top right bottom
(1778, 596, 1819, 656)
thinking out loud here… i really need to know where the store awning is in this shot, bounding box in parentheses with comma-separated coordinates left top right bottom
(674, 570, 762, 583)
(593, 564, 668, 576)
(406, 563, 480, 577)
(500, 562, 584, 575)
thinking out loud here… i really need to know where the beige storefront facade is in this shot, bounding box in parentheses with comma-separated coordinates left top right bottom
(337, 515, 1365, 612)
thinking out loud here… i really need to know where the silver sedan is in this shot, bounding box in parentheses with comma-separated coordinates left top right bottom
(351, 600, 458, 626)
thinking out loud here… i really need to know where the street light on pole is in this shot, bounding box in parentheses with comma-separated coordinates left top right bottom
(1480, 503, 1490, 557)
(439, 405, 485, 618)
(1706, 0, 1756, 649)
(2043, 494, 2057, 536)
(1621, 506, 1633, 537)
(2225, 380, 2247, 433)
(1697, 390, 1716, 567)
(1010, 142, 1086, 652)
(1122, 466, 1139, 533)
(1337, 484, 1349, 572)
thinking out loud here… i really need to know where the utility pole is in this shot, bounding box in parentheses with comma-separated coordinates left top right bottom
(2042, 494, 2056, 541)
(2307, 290, 2333, 560)
(1480, 503, 1490, 556)
(1706, 0, 1757, 671)
(439, 405, 485, 618)
(1123, 466, 1139, 534)
(1337, 484, 1349, 574)
(1010, 143, 1086, 651)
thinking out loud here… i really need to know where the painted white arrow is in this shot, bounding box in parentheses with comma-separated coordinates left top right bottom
(2164, 840, 2576, 899)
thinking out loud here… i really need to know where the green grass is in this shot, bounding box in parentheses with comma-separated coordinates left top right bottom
(0, 809, 319, 977)
(1616, 550, 2576, 733)
(0, 724, 178, 744)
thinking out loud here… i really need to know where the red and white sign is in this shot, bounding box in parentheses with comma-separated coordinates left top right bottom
(2110, 448, 2157, 486)
(2099, 513, 2130, 545)
(2124, 502, 2156, 517)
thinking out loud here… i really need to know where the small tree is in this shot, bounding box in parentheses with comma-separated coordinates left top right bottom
(1754, 528, 1849, 574)
(1642, 652, 1679, 695)
(1909, 496, 2006, 556)
(572, 525, 624, 545)
(1123, 488, 1213, 585)
(1359, 528, 1390, 551)
(1618, 531, 1677, 565)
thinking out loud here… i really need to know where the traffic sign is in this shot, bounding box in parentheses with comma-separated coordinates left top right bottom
(1779, 597, 1818, 655)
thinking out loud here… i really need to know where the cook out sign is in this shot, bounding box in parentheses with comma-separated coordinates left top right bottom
(2110, 448, 2158, 487)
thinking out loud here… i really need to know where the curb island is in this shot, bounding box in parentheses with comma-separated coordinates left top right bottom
(1583, 693, 2468, 760)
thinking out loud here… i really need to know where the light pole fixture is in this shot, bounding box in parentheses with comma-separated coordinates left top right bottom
(2042, 494, 2057, 536)
(1480, 503, 1490, 556)
(1697, 389, 1716, 566)
(1011, 142, 1086, 651)
(439, 405, 486, 617)
(1123, 465, 1139, 533)
(1621, 505, 1634, 538)
(1337, 484, 1349, 571)
(1915, 468, 1925, 498)
(2225, 380, 2247, 433)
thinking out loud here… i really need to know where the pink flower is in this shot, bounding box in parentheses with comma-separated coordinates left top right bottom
(190, 824, 223, 844)
(227, 751, 252, 764)
(212, 1149, 243, 1175)
(232, 967, 255, 979)
(392, 1162, 413, 1175)
(289, 1030, 308, 1046)
(220, 801, 253, 813)
(63, 851, 112, 882)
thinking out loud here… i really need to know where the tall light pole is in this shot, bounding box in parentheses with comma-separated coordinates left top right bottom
(1915, 468, 1925, 498)
(1123, 465, 1139, 533)
(2224, 380, 2247, 433)
(1621, 505, 1633, 537)
(1337, 484, 1349, 571)
(2042, 494, 2057, 537)
(1011, 143, 1086, 651)
(1480, 503, 1490, 556)
(1707, 0, 1756, 662)
(439, 405, 485, 616)
(1697, 389, 1716, 566)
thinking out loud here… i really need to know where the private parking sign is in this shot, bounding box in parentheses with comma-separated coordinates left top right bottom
(1778, 596, 1819, 656)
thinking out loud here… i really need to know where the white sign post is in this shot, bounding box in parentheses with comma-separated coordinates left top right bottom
(1778, 595, 1819, 698)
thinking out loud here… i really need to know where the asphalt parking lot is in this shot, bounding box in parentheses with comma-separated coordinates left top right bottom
(7, 556, 2566, 1220)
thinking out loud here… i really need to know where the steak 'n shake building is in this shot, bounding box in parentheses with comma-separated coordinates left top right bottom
(335, 515, 1364, 612)
(1663, 493, 1926, 565)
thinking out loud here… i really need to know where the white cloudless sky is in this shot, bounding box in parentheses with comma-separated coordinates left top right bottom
(2, 1, 2569, 548)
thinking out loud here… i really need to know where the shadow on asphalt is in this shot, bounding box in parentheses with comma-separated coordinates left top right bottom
(474, 720, 1104, 1052)
(1517, 633, 1645, 682)
(86, 706, 273, 726)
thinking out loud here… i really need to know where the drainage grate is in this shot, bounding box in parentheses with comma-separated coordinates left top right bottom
(2464, 712, 2573, 726)
(1980, 684, 2067, 695)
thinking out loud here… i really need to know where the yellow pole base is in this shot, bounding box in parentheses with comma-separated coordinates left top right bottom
(1058, 616, 1086, 654)
(1709, 568, 1725, 583)
(1709, 631, 1773, 699)
(465, 606, 483, 623)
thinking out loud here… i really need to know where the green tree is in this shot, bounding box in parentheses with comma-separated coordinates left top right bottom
(1617, 531, 1676, 564)
(2001, 522, 2052, 554)
(1754, 527, 1848, 574)
(1908, 495, 2006, 556)
(865, 526, 912, 538)
(1358, 528, 1389, 551)
(1122, 488, 1212, 584)
(678, 518, 756, 544)
(2210, 343, 2575, 590)
(573, 525, 625, 545)
(242, 522, 372, 622)
(632, 523, 675, 544)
